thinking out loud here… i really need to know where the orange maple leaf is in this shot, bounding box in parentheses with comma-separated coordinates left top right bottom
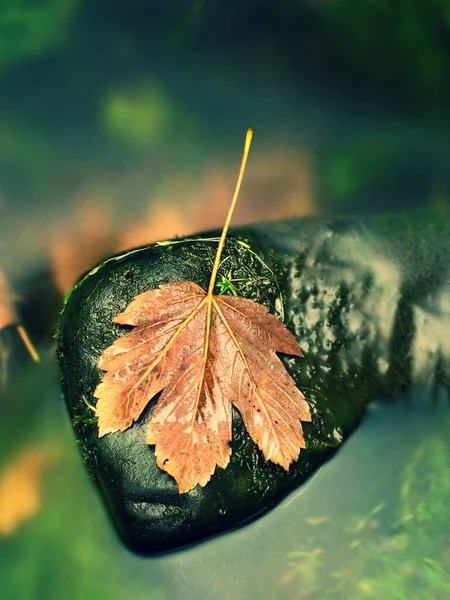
(94, 129, 311, 493)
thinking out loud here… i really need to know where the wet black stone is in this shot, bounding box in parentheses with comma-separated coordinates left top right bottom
(56, 208, 450, 554)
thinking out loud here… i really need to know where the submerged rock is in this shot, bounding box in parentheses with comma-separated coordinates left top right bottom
(57, 209, 449, 554)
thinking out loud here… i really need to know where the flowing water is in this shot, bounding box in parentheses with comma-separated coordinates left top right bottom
(1, 367, 449, 599)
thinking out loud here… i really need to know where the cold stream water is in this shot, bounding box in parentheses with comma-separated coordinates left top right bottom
(1, 366, 449, 600)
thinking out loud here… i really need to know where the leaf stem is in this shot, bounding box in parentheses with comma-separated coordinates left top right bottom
(207, 127, 255, 296)
(17, 325, 40, 362)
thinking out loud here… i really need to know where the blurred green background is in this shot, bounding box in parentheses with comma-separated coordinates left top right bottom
(0, 1, 449, 598)
(1, 0, 450, 282)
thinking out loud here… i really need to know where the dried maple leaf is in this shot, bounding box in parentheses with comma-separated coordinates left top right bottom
(94, 129, 311, 493)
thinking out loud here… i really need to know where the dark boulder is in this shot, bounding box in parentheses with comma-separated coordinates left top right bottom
(56, 209, 449, 554)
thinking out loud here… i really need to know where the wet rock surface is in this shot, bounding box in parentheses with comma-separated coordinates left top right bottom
(57, 210, 449, 554)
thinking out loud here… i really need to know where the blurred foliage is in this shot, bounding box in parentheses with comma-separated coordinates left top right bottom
(103, 84, 176, 147)
(429, 189, 450, 217)
(0, 0, 78, 72)
(0, 0, 449, 215)
(316, 0, 450, 113)
(280, 414, 450, 599)
(321, 135, 402, 205)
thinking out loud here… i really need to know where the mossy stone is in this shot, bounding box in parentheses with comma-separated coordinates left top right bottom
(57, 209, 449, 554)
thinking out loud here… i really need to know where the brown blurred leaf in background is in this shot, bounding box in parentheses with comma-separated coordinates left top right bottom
(0, 270, 16, 330)
(0, 271, 17, 385)
(47, 147, 313, 295)
(0, 448, 55, 536)
(117, 149, 313, 251)
(50, 198, 115, 295)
